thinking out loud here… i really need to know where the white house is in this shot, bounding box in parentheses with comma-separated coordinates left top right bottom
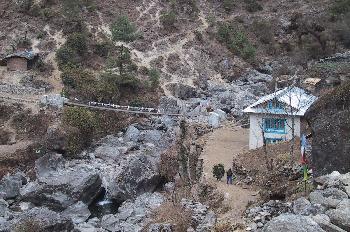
(243, 86, 317, 150)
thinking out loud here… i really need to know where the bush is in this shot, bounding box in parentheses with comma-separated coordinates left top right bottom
(252, 21, 274, 44)
(244, 0, 263, 12)
(63, 107, 97, 155)
(330, 0, 350, 17)
(110, 16, 139, 42)
(66, 33, 88, 55)
(212, 164, 225, 181)
(159, 145, 179, 181)
(56, 46, 81, 70)
(217, 23, 256, 60)
(148, 68, 160, 88)
(334, 13, 350, 48)
(160, 11, 177, 30)
(222, 0, 235, 12)
(94, 41, 112, 57)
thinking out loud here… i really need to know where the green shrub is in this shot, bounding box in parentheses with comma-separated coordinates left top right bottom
(94, 41, 112, 57)
(160, 11, 177, 30)
(252, 20, 274, 44)
(335, 13, 350, 48)
(56, 47, 80, 69)
(244, 0, 263, 12)
(217, 23, 256, 60)
(222, 0, 235, 12)
(148, 68, 160, 88)
(212, 164, 225, 181)
(63, 107, 97, 156)
(66, 33, 88, 55)
(110, 16, 139, 42)
(96, 72, 120, 102)
(330, 0, 350, 17)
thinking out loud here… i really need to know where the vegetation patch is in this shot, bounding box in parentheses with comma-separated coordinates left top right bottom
(110, 16, 139, 42)
(217, 23, 256, 60)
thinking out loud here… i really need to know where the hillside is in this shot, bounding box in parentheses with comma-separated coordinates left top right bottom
(0, 0, 350, 231)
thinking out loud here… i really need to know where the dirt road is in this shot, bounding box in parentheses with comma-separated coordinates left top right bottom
(200, 121, 257, 225)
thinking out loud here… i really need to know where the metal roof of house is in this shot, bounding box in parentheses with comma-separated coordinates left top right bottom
(3, 50, 36, 61)
(243, 86, 317, 116)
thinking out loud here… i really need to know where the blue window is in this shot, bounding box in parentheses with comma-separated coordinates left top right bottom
(265, 138, 284, 144)
(264, 118, 286, 134)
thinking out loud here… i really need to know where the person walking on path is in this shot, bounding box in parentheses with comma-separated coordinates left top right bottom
(226, 168, 233, 185)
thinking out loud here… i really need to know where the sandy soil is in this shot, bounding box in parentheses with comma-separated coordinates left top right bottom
(200, 121, 258, 226)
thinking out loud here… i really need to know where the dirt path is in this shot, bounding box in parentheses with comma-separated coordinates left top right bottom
(201, 121, 258, 225)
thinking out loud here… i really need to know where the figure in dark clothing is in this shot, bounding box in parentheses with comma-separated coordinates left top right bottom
(226, 168, 233, 185)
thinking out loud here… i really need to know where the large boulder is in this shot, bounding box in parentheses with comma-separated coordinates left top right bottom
(44, 125, 68, 153)
(101, 193, 164, 232)
(0, 172, 26, 200)
(21, 157, 102, 211)
(165, 83, 197, 100)
(35, 153, 65, 178)
(326, 199, 350, 231)
(309, 188, 348, 209)
(312, 214, 346, 232)
(10, 207, 74, 232)
(62, 201, 91, 224)
(124, 125, 141, 142)
(0, 217, 10, 232)
(293, 197, 325, 216)
(181, 199, 216, 232)
(305, 82, 350, 176)
(0, 199, 9, 218)
(263, 214, 325, 232)
(107, 153, 161, 202)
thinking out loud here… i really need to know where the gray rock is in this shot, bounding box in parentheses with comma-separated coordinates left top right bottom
(243, 69, 273, 83)
(263, 214, 325, 232)
(293, 197, 325, 216)
(94, 145, 121, 162)
(309, 188, 348, 209)
(45, 125, 68, 153)
(159, 97, 180, 114)
(0, 199, 9, 218)
(21, 163, 102, 211)
(142, 130, 162, 144)
(0, 217, 10, 232)
(165, 83, 197, 100)
(35, 153, 65, 178)
(208, 112, 220, 128)
(181, 199, 216, 232)
(108, 154, 161, 202)
(10, 207, 74, 232)
(0, 172, 26, 199)
(326, 199, 350, 231)
(101, 193, 164, 232)
(312, 214, 346, 232)
(62, 201, 91, 224)
(148, 223, 174, 232)
(339, 173, 350, 197)
(125, 125, 141, 142)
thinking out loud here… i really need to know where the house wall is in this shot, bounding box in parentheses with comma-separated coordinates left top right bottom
(7, 57, 27, 71)
(248, 114, 301, 150)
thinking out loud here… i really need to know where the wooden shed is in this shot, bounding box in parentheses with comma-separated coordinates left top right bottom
(0, 50, 37, 71)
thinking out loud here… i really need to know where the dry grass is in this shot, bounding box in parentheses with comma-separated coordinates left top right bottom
(145, 202, 192, 232)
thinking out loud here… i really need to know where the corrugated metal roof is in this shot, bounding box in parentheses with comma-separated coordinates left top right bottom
(243, 86, 317, 116)
(3, 50, 36, 60)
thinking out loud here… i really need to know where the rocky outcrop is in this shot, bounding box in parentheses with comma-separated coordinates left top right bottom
(10, 207, 74, 232)
(0, 172, 26, 200)
(245, 172, 350, 231)
(181, 199, 217, 232)
(305, 82, 350, 176)
(20, 154, 102, 211)
(101, 192, 165, 232)
(263, 214, 325, 232)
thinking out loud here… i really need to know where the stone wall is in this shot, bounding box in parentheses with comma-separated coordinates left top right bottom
(0, 84, 45, 95)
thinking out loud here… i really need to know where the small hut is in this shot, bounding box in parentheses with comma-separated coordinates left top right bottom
(0, 50, 37, 71)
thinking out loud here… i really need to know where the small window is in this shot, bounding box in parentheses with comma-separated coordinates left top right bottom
(264, 118, 286, 133)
